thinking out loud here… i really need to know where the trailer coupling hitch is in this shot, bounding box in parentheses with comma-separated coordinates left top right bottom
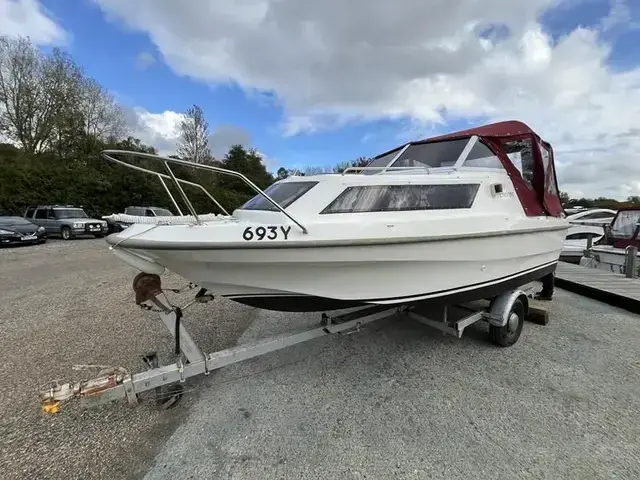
(38, 368, 128, 414)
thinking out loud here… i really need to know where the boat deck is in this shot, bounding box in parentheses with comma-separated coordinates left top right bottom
(554, 262, 640, 314)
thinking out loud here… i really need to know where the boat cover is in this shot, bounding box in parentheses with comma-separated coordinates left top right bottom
(419, 120, 564, 218)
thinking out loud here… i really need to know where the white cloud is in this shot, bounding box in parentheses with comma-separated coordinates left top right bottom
(124, 107, 181, 155)
(96, 0, 640, 198)
(0, 0, 68, 45)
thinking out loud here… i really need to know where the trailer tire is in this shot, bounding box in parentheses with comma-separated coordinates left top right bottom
(489, 298, 524, 347)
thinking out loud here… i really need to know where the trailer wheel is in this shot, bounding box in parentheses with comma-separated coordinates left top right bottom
(489, 298, 524, 347)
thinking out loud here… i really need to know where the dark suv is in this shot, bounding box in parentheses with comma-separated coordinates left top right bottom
(24, 205, 108, 240)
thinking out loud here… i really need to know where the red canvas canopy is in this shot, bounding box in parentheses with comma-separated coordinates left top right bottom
(420, 120, 564, 218)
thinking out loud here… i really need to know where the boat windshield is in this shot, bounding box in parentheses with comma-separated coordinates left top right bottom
(239, 181, 319, 211)
(390, 138, 502, 170)
(364, 137, 503, 174)
(611, 210, 640, 238)
(362, 148, 403, 175)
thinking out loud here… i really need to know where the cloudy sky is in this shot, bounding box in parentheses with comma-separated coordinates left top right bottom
(2, 0, 640, 199)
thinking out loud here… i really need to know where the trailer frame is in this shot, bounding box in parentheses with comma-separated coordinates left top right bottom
(38, 276, 550, 413)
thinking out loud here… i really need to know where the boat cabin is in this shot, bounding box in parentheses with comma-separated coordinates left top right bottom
(363, 120, 564, 218)
(602, 207, 640, 248)
(242, 120, 565, 222)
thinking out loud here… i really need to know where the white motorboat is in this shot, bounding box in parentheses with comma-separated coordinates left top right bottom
(566, 208, 616, 228)
(101, 120, 569, 312)
(560, 224, 605, 264)
(38, 120, 571, 414)
(580, 207, 640, 275)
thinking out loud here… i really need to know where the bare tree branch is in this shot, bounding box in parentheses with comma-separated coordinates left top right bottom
(0, 36, 127, 155)
(176, 104, 212, 163)
(0, 36, 45, 153)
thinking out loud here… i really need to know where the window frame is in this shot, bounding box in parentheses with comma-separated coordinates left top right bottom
(320, 183, 481, 215)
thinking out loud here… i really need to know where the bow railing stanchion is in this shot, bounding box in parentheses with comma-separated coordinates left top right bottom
(157, 174, 184, 216)
(99, 150, 307, 233)
(162, 161, 200, 224)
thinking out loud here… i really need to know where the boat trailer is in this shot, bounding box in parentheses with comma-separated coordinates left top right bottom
(38, 274, 552, 413)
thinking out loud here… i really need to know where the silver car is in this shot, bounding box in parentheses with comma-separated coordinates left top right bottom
(24, 205, 108, 240)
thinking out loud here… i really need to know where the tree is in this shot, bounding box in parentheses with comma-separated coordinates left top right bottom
(176, 104, 211, 163)
(276, 167, 289, 180)
(333, 156, 372, 173)
(0, 36, 103, 155)
(47, 48, 89, 155)
(77, 77, 126, 141)
(0, 35, 56, 154)
(559, 191, 570, 205)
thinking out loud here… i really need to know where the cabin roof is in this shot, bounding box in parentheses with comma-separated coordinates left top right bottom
(419, 120, 539, 143)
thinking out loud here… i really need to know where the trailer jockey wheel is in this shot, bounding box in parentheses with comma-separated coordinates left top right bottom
(142, 352, 185, 409)
(489, 298, 525, 347)
(158, 383, 185, 410)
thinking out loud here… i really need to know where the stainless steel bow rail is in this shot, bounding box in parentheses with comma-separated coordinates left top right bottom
(100, 150, 308, 234)
(38, 274, 550, 414)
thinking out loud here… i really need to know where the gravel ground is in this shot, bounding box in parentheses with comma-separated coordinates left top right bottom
(0, 238, 255, 480)
(143, 290, 640, 479)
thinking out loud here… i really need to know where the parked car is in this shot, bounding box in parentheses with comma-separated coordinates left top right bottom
(23, 205, 108, 240)
(124, 206, 174, 217)
(0, 215, 47, 247)
(104, 206, 174, 234)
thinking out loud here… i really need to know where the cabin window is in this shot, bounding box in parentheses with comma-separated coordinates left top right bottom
(390, 139, 470, 169)
(503, 139, 534, 188)
(320, 184, 480, 214)
(462, 141, 504, 169)
(239, 181, 319, 211)
(538, 142, 558, 195)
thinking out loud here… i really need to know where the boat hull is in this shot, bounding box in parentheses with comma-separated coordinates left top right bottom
(120, 227, 566, 311)
(224, 261, 558, 311)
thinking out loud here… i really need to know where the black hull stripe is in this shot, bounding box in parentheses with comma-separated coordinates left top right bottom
(223, 261, 558, 303)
